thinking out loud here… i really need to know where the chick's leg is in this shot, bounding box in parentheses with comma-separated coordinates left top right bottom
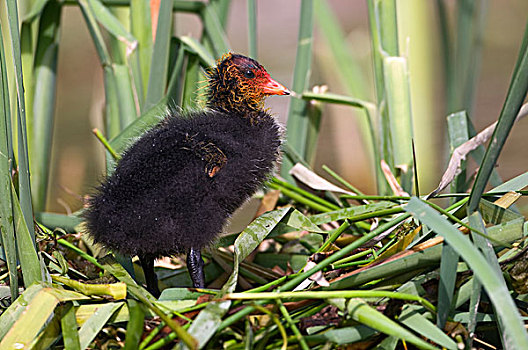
(139, 254, 160, 297)
(187, 247, 205, 288)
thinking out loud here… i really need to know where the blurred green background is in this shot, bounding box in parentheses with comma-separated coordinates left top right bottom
(46, 0, 528, 213)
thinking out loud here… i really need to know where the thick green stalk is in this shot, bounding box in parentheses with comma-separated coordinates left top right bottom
(366, 0, 399, 194)
(281, 0, 314, 182)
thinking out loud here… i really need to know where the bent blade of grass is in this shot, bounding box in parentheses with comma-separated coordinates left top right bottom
(405, 197, 528, 349)
(183, 207, 291, 349)
(468, 21, 528, 213)
(144, 0, 173, 112)
(281, 0, 314, 183)
(31, 0, 61, 212)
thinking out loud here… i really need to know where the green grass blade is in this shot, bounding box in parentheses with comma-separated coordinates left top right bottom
(166, 43, 186, 104)
(123, 299, 145, 350)
(405, 197, 528, 348)
(78, 302, 124, 349)
(181, 53, 201, 109)
(281, 0, 314, 182)
(247, 0, 257, 58)
(467, 21, 528, 213)
(60, 303, 81, 350)
(144, 0, 173, 111)
(31, 0, 61, 212)
(383, 57, 414, 193)
(436, 111, 470, 328)
(130, 0, 152, 106)
(11, 179, 42, 286)
(113, 63, 138, 129)
(447, 111, 470, 193)
(399, 305, 458, 350)
(77, 0, 121, 141)
(201, 4, 230, 58)
(179, 36, 215, 67)
(20, 23, 34, 159)
(436, 243, 458, 329)
(0, 20, 18, 301)
(6, 0, 36, 243)
(210, 0, 231, 29)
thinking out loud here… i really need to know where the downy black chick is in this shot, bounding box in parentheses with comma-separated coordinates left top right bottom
(83, 53, 289, 295)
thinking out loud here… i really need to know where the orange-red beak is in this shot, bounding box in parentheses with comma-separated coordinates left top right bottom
(261, 75, 290, 96)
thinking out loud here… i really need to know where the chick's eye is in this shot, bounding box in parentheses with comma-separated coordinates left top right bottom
(243, 69, 255, 79)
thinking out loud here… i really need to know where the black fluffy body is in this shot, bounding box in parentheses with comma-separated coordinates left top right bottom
(84, 109, 282, 258)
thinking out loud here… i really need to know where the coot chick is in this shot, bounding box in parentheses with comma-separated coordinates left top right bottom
(84, 53, 289, 295)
